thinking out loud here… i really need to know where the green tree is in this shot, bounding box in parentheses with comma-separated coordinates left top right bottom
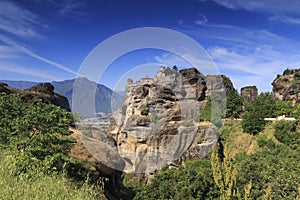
(132, 160, 219, 199)
(235, 146, 300, 199)
(226, 90, 244, 119)
(0, 93, 74, 171)
(274, 121, 300, 149)
(242, 92, 275, 135)
(274, 100, 294, 117)
(172, 65, 178, 71)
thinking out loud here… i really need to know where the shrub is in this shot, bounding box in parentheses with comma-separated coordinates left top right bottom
(242, 92, 275, 135)
(140, 107, 149, 116)
(133, 160, 219, 199)
(274, 121, 300, 148)
(283, 68, 293, 75)
(282, 77, 289, 83)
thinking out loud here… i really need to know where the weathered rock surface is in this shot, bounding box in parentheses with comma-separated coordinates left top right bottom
(241, 86, 258, 104)
(272, 69, 300, 104)
(206, 75, 234, 97)
(106, 67, 221, 174)
(0, 82, 70, 111)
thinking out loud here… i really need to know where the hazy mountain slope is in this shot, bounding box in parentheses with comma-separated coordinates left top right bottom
(0, 78, 124, 115)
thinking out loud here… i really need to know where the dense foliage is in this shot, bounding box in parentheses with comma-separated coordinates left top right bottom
(235, 145, 300, 199)
(0, 93, 74, 172)
(226, 89, 244, 119)
(242, 92, 276, 134)
(124, 160, 219, 200)
(274, 121, 300, 149)
(0, 93, 104, 199)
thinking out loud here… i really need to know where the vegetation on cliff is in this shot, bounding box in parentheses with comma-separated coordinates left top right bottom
(0, 93, 104, 199)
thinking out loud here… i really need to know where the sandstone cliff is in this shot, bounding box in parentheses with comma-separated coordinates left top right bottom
(206, 75, 234, 100)
(0, 82, 70, 111)
(105, 67, 226, 173)
(241, 86, 258, 104)
(272, 68, 300, 104)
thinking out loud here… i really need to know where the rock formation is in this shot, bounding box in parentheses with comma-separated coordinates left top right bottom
(272, 68, 300, 104)
(0, 82, 70, 111)
(206, 75, 234, 97)
(241, 86, 258, 104)
(105, 67, 222, 174)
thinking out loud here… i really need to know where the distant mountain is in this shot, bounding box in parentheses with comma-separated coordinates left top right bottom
(0, 82, 70, 111)
(0, 80, 38, 90)
(0, 78, 125, 116)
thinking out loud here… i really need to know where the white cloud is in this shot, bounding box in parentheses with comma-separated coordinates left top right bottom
(154, 49, 220, 75)
(0, 1, 42, 38)
(269, 15, 300, 25)
(0, 34, 79, 76)
(0, 1, 80, 78)
(195, 12, 208, 25)
(57, 0, 86, 17)
(0, 63, 61, 80)
(0, 45, 20, 59)
(207, 46, 300, 92)
(211, 0, 300, 15)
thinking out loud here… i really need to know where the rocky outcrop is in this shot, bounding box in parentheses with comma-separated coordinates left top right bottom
(105, 67, 220, 174)
(206, 75, 234, 97)
(272, 69, 300, 104)
(241, 86, 258, 104)
(0, 82, 70, 111)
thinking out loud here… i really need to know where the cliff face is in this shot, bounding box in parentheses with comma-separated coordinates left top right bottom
(272, 69, 300, 103)
(0, 82, 70, 111)
(105, 67, 225, 173)
(206, 75, 234, 97)
(241, 86, 258, 104)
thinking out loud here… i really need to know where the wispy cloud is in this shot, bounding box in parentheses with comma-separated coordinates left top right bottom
(0, 63, 61, 80)
(0, 45, 20, 59)
(0, 0, 80, 79)
(0, 34, 78, 76)
(207, 45, 300, 92)
(57, 0, 86, 17)
(177, 12, 300, 92)
(269, 15, 300, 25)
(211, 0, 300, 15)
(154, 49, 220, 75)
(0, 1, 42, 38)
(195, 12, 208, 25)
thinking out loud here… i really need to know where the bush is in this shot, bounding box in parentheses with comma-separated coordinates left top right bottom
(283, 68, 293, 75)
(274, 121, 300, 148)
(133, 160, 219, 199)
(282, 78, 289, 82)
(140, 107, 149, 116)
(242, 92, 275, 135)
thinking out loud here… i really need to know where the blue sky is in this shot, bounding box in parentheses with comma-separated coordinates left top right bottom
(1, 0, 300, 92)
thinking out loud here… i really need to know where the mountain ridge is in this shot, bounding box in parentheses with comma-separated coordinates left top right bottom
(0, 78, 124, 116)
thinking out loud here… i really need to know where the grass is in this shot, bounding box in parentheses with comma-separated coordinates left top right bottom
(221, 120, 294, 158)
(0, 152, 105, 200)
(221, 120, 258, 157)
